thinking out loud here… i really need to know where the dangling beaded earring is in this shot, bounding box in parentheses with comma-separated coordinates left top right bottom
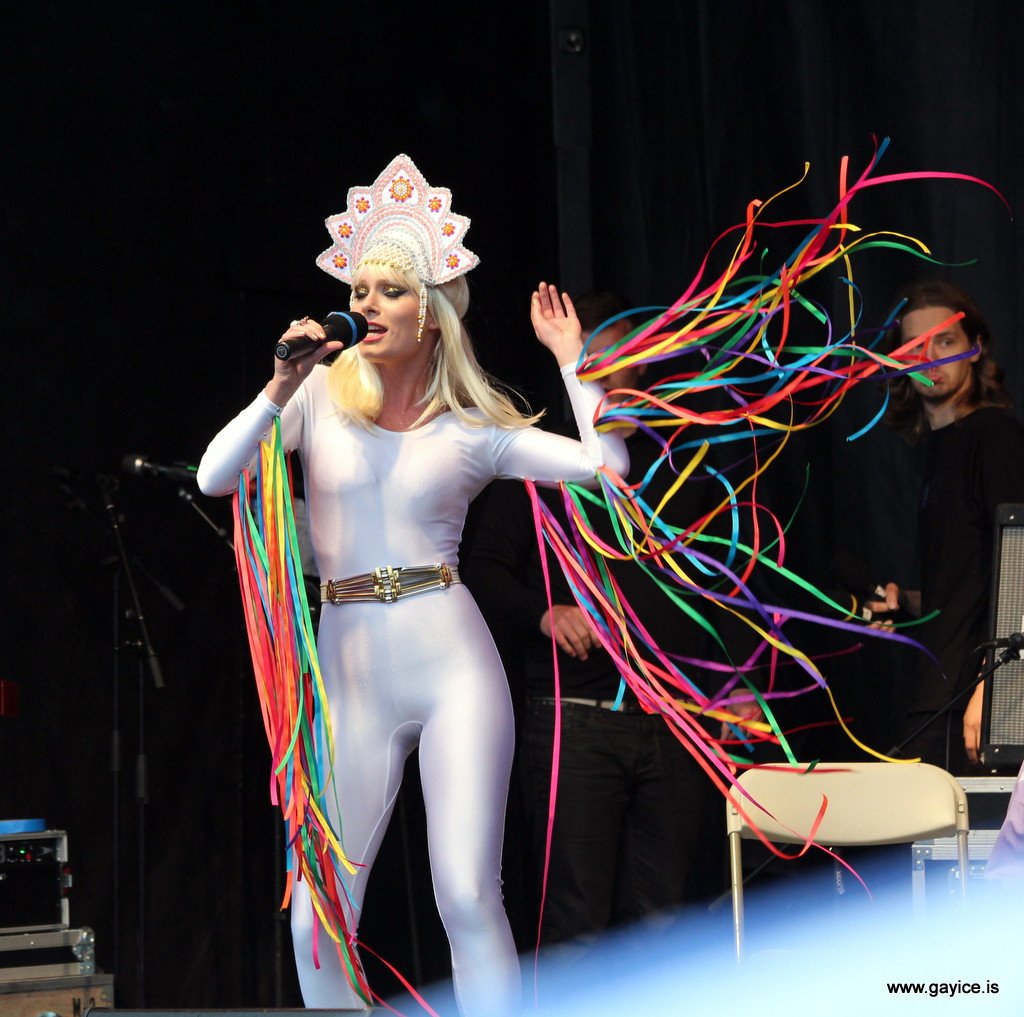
(416, 284, 428, 343)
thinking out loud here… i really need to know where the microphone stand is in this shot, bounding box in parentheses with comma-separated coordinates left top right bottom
(175, 483, 234, 553)
(886, 642, 1024, 762)
(96, 474, 171, 1008)
(56, 468, 182, 1007)
(110, 570, 122, 985)
(57, 469, 186, 615)
(98, 475, 167, 692)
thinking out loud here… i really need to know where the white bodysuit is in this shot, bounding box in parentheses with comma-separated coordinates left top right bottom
(197, 362, 627, 1015)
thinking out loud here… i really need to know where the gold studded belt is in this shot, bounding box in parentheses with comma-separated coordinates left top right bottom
(320, 563, 460, 605)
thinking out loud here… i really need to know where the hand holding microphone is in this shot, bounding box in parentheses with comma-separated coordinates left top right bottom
(830, 550, 911, 623)
(266, 312, 369, 408)
(275, 311, 369, 365)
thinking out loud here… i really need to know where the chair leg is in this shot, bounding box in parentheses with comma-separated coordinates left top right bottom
(911, 842, 927, 914)
(956, 829, 969, 903)
(729, 831, 745, 959)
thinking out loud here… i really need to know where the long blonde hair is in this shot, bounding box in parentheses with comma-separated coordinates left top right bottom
(325, 264, 542, 431)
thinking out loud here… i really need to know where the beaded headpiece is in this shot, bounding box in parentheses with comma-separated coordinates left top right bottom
(316, 154, 479, 287)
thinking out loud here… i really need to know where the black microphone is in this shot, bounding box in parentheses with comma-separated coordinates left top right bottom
(275, 311, 369, 364)
(982, 633, 1024, 652)
(829, 550, 908, 619)
(122, 454, 198, 484)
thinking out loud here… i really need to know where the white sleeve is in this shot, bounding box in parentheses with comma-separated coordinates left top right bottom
(490, 364, 629, 485)
(196, 391, 289, 496)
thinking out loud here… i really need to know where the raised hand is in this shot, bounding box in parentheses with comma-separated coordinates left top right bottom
(530, 282, 584, 368)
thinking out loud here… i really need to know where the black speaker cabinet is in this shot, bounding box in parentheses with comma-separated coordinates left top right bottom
(981, 503, 1024, 769)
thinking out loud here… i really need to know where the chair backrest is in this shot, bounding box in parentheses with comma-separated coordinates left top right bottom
(727, 762, 969, 846)
(727, 762, 970, 959)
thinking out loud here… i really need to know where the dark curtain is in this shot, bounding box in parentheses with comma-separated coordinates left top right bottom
(586, 0, 1024, 756)
(2, 0, 555, 1007)
(2, 0, 1022, 1007)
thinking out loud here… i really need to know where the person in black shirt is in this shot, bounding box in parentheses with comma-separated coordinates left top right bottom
(465, 293, 759, 949)
(867, 281, 1024, 772)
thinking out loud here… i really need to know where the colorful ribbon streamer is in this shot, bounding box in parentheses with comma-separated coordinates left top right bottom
(226, 140, 1005, 1006)
(528, 138, 1006, 877)
(232, 420, 429, 1013)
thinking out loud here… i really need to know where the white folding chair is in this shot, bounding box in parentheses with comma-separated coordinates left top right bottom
(726, 762, 969, 958)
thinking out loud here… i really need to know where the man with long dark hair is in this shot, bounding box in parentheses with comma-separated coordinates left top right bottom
(869, 281, 1024, 772)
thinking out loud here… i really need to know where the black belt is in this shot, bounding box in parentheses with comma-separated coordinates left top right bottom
(530, 695, 647, 714)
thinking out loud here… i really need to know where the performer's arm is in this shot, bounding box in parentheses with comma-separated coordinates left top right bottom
(196, 318, 341, 496)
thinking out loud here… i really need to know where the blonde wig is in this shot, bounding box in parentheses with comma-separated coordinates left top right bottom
(325, 264, 543, 432)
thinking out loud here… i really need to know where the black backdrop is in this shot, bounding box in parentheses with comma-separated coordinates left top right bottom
(2, 0, 1023, 1008)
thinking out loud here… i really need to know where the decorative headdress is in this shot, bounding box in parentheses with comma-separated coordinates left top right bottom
(316, 154, 479, 287)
